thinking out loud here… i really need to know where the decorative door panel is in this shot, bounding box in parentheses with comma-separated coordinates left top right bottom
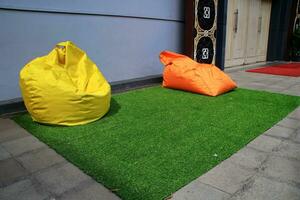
(193, 0, 218, 64)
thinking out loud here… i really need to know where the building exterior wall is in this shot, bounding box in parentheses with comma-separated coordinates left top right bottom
(0, 0, 184, 101)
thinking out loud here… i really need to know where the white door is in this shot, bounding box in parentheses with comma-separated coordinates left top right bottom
(255, 0, 272, 62)
(225, 0, 249, 67)
(225, 0, 272, 68)
(245, 0, 261, 64)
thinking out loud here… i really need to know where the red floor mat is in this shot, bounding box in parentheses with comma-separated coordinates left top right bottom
(246, 63, 300, 77)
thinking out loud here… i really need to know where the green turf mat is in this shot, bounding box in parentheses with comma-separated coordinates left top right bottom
(13, 87, 300, 200)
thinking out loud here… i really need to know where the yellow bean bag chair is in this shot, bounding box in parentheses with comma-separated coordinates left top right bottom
(20, 41, 111, 126)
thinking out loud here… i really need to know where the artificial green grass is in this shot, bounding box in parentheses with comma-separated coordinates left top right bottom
(14, 87, 300, 200)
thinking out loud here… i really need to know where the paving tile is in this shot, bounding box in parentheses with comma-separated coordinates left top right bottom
(0, 145, 11, 161)
(250, 76, 277, 82)
(231, 74, 258, 80)
(281, 89, 300, 96)
(58, 180, 121, 200)
(34, 163, 91, 196)
(171, 180, 230, 200)
(276, 140, 300, 161)
(198, 160, 255, 194)
(16, 147, 65, 173)
(260, 155, 300, 184)
(275, 80, 299, 88)
(0, 118, 19, 131)
(238, 82, 268, 90)
(294, 129, 300, 143)
(0, 179, 49, 200)
(230, 78, 248, 84)
(288, 107, 300, 120)
(277, 118, 300, 129)
(237, 72, 266, 79)
(228, 147, 268, 170)
(255, 79, 279, 86)
(257, 76, 286, 82)
(235, 82, 252, 88)
(247, 135, 282, 152)
(0, 122, 30, 143)
(287, 84, 300, 91)
(0, 158, 28, 186)
(262, 85, 287, 92)
(2, 136, 46, 156)
(231, 176, 300, 200)
(264, 125, 295, 139)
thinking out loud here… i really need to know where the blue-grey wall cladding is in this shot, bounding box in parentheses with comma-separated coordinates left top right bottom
(0, 0, 184, 101)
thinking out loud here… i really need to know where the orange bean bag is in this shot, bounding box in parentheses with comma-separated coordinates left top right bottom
(160, 51, 237, 96)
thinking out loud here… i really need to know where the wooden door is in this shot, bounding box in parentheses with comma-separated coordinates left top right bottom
(255, 0, 272, 62)
(245, 0, 261, 64)
(225, 0, 249, 67)
(225, 0, 272, 68)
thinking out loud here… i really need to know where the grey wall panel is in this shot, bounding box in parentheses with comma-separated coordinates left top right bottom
(0, 10, 184, 101)
(0, 0, 184, 21)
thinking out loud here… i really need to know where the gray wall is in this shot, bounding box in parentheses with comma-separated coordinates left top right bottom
(0, 0, 184, 101)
